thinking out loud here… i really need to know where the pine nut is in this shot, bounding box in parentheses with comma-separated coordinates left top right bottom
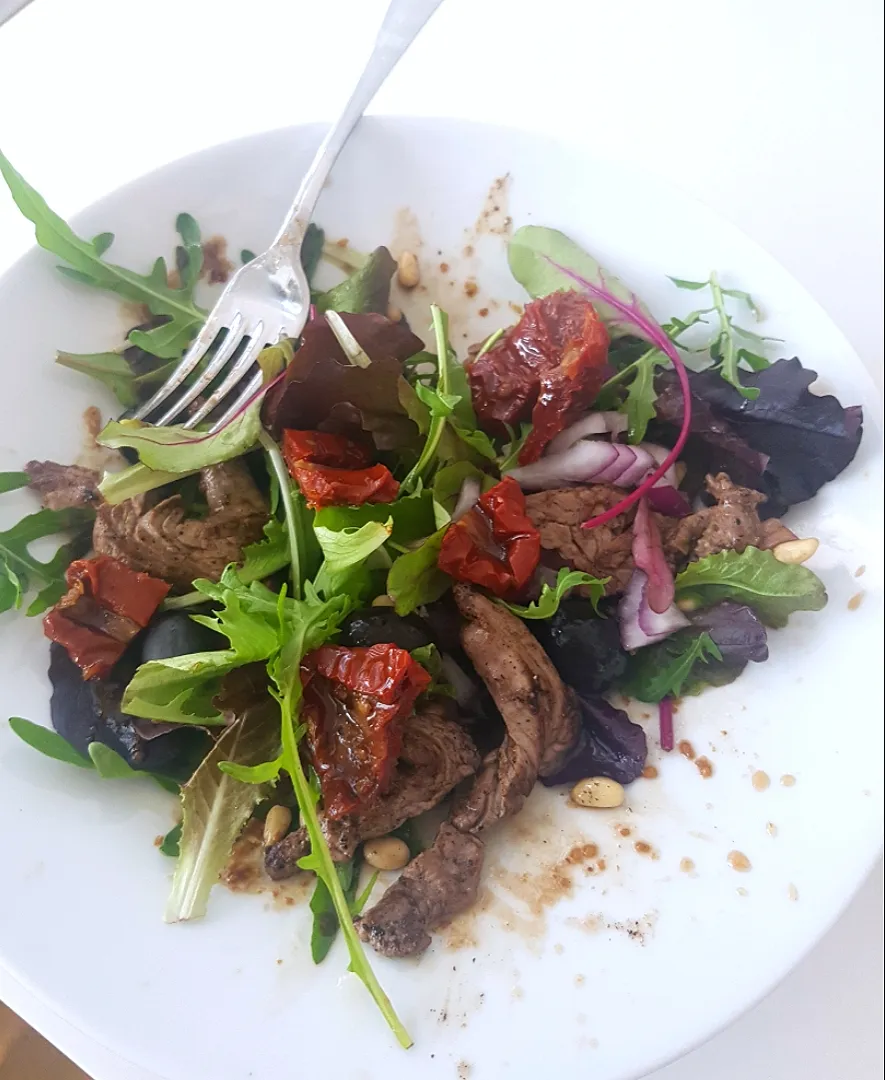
(372, 594, 395, 607)
(396, 250, 420, 289)
(773, 537, 819, 565)
(387, 304, 402, 323)
(570, 776, 625, 809)
(363, 836, 411, 871)
(677, 596, 699, 612)
(263, 805, 292, 847)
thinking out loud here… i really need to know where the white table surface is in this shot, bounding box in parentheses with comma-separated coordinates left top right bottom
(0, 1, 881, 1078)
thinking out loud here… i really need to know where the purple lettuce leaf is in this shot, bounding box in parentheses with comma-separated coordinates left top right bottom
(687, 600, 768, 687)
(541, 695, 647, 786)
(651, 358, 863, 517)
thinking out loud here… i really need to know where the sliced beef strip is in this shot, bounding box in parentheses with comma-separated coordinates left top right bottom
(356, 823, 484, 958)
(264, 702, 481, 878)
(93, 460, 267, 590)
(525, 485, 643, 595)
(526, 476, 794, 593)
(25, 461, 101, 510)
(667, 473, 794, 558)
(449, 585, 579, 833)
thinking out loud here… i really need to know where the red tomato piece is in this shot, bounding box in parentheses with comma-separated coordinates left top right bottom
(466, 291, 610, 464)
(44, 555, 170, 680)
(437, 476, 540, 598)
(289, 462, 399, 509)
(301, 643, 432, 818)
(281, 429, 370, 471)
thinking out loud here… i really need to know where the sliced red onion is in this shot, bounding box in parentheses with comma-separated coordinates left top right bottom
(632, 497, 673, 613)
(659, 697, 675, 752)
(507, 440, 654, 492)
(547, 411, 628, 455)
(452, 476, 481, 521)
(440, 655, 478, 709)
(619, 570, 689, 650)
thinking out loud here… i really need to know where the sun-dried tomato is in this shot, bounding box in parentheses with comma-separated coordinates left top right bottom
(281, 429, 370, 471)
(466, 291, 610, 464)
(289, 461, 399, 509)
(437, 476, 540, 598)
(301, 643, 432, 818)
(44, 556, 170, 680)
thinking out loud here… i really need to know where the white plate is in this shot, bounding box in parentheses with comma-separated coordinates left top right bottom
(0, 118, 881, 1080)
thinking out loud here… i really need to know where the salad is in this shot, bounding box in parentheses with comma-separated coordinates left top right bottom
(0, 150, 864, 1047)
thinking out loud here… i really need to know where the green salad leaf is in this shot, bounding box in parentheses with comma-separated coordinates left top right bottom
(315, 246, 396, 315)
(8, 716, 92, 768)
(500, 568, 607, 620)
(309, 854, 377, 964)
(165, 708, 280, 922)
(314, 489, 436, 547)
(313, 519, 392, 600)
(508, 225, 655, 339)
(55, 351, 144, 409)
(386, 528, 451, 615)
(0, 505, 94, 615)
(618, 632, 722, 703)
(0, 151, 205, 348)
(159, 823, 182, 857)
(675, 547, 827, 628)
(0, 472, 30, 495)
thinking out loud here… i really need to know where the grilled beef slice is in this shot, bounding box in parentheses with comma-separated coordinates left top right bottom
(93, 460, 267, 590)
(265, 702, 480, 878)
(25, 460, 101, 510)
(356, 823, 484, 958)
(449, 585, 580, 832)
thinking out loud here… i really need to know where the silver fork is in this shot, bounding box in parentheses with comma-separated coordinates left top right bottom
(134, 0, 445, 432)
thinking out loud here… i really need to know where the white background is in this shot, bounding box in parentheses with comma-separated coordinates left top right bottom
(0, 1, 881, 1078)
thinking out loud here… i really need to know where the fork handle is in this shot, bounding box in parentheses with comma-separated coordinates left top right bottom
(271, 0, 445, 255)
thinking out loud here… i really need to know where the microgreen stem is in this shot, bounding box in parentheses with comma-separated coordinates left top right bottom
(260, 430, 304, 599)
(401, 305, 450, 493)
(279, 697, 412, 1048)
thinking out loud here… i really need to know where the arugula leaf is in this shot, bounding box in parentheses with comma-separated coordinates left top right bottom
(314, 490, 436, 548)
(0, 472, 29, 494)
(165, 708, 280, 922)
(387, 529, 451, 616)
(315, 247, 396, 315)
(497, 423, 532, 473)
(313, 519, 392, 599)
(501, 568, 607, 620)
(172, 212, 203, 297)
(159, 823, 182, 857)
(675, 547, 827, 628)
(55, 350, 141, 408)
(0, 506, 93, 616)
(619, 631, 722, 702)
(8, 716, 93, 768)
(508, 225, 656, 339)
(310, 855, 365, 964)
(623, 348, 668, 444)
(669, 273, 776, 399)
(0, 150, 205, 346)
(266, 591, 410, 1046)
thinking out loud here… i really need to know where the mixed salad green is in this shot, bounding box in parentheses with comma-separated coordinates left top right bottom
(0, 147, 864, 1045)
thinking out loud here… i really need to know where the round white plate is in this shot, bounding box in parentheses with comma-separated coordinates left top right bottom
(0, 118, 881, 1080)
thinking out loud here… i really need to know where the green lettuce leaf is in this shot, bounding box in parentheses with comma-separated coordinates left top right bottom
(675, 547, 827, 628)
(313, 490, 436, 547)
(618, 632, 722, 703)
(500, 568, 607, 620)
(164, 707, 280, 922)
(315, 246, 396, 315)
(8, 716, 92, 768)
(386, 528, 451, 615)
(313, 519, 392, 599)
(508, 225, 654, 339)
